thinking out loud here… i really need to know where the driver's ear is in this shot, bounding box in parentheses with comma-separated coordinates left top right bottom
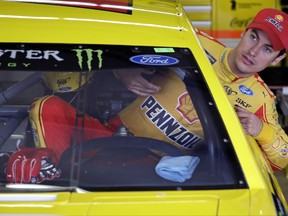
(271, 52, 286, 66)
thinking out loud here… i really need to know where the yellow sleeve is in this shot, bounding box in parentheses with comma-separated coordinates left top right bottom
(255, 122, 274, 144)
(254, 102, 288, 171)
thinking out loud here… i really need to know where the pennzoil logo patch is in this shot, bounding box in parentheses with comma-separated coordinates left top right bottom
(265, 15, 284, 32)
(140, 95, 202, 149)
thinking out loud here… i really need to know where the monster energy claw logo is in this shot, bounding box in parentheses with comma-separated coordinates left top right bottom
(72, 48, 103, 71)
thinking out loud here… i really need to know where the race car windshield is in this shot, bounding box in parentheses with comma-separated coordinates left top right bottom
(0, 43, 246, 191)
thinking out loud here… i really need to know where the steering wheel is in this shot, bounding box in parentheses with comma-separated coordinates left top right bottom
(59, 136, 186, 188)
(64, 136, 185, 156)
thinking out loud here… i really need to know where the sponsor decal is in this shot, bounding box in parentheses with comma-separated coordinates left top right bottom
(280, 144, 287, 158)
(154, 48, 175, 53)
(0, 49, 63, 68)
(130, 55, 179, 66)
(140, 96, 202, 149)
(0, 48, 103, 71)
(235, 98, 251, 108)
(0, 49, 64, 61)
(265, 15, 284, 32)
(56, 77, 71, 87)
(176, 92, 199, 124)
(57, 76, 72, 92)
(224, 85, 237, 95)
(239, 84, 254, 96)
(58, 87, 72, 92)
(72, 48, 103, 71)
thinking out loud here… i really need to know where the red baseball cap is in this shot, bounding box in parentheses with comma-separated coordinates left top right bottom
(246, 8, 288, 51)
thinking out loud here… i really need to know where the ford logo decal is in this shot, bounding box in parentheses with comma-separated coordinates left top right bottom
(130, 55, 179, 66)
(239, 85, 254, 96)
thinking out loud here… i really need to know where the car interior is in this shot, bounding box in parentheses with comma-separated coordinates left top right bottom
(0, 43, 247, 191)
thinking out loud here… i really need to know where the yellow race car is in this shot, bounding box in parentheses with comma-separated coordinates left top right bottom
(0, 0, 286, 215)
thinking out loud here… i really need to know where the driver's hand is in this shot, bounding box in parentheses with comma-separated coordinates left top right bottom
(114, 69, 161, 96)
(234, 106, 263, 137)
(38, 157, 61, 183)
(6, 148, 61, 184)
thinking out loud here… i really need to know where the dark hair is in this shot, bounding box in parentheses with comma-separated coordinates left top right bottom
(277, 49, 286, 58)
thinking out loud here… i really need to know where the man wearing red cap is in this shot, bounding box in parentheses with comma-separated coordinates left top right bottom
(246, 8, 288, 51)
(114, 8, 288, 172)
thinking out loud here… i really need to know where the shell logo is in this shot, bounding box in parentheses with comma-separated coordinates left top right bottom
(176, 92, 199, 124)
(275, 14, 284, 22)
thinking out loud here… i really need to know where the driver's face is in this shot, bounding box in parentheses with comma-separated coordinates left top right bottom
(228, 29, 282, 77)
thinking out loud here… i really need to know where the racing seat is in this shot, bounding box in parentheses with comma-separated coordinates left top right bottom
(0, 73, 43, 150)
(92, 70, 137, 120)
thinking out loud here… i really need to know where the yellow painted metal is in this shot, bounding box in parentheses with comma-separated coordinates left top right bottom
(0, 190, 244, 215)
(0, 189, 282, 215)
(0, 0, 186, 46)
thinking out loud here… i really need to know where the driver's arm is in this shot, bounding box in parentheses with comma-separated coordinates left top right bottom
(113, 69, 161, 96)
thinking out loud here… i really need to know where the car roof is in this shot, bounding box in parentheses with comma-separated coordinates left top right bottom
(0, 0, 195, 46)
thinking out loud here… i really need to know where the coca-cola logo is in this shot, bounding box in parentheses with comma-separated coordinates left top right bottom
(230, 17, 253, 28)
